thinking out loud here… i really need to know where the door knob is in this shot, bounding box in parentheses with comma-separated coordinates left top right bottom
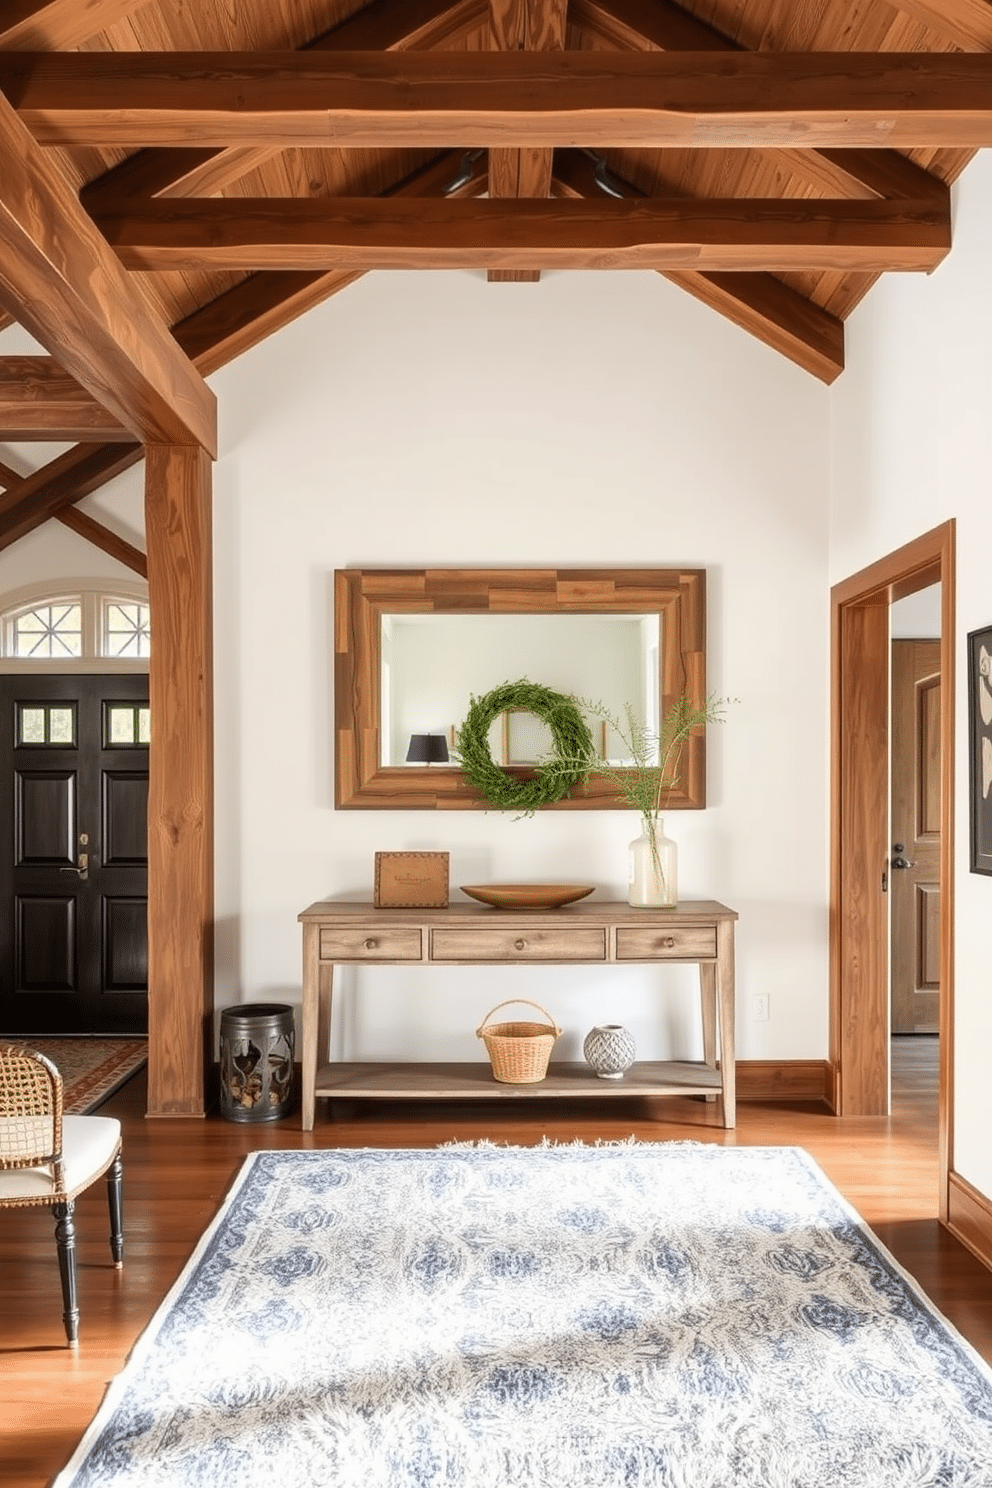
(58, 851, 89, 881)
(891, 855, 915, 870)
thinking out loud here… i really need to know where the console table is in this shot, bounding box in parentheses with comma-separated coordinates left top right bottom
(298, 899, 738, 1131)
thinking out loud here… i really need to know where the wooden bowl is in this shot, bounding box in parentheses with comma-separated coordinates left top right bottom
(459, 884, 595, 911)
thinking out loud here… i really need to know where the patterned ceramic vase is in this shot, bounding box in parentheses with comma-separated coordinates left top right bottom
(583, 1024, 637, 1079)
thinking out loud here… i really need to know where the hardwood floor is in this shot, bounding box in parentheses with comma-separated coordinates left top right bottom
(4, 1036, 992, 1486)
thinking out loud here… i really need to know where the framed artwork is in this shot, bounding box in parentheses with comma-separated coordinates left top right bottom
(968, 624, 992, 875)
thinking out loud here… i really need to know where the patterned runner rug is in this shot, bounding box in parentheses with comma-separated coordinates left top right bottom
(12, 1037, 147, 1113)
(54, 1142, 992, 1487)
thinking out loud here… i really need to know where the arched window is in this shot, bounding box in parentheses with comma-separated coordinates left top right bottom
(103, 597, 151, 658)
(8, 597, 83, 659)
(0, 583, 150, 663)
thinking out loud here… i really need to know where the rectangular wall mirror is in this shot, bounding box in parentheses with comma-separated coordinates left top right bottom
(335, 568, 706, 810)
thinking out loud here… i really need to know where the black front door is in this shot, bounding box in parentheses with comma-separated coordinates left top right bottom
(0, 674, 148, 1034)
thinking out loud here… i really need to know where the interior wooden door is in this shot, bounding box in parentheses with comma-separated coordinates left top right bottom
(890, 640, 941, 1034)
(0, 674, 148, 1035)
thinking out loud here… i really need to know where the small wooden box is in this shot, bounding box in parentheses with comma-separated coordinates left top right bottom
(374, 852, 449, 908)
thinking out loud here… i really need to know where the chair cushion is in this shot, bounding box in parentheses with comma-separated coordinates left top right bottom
(0, 1115, 121, 1203)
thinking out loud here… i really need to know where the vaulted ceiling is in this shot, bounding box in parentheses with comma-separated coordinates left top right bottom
(0, 0, 990, 565)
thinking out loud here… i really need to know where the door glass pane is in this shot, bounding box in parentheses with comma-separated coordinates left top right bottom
(16, 703, 76, 746)
(108, 706, 137, 745)
(137, 706, 151, 744)
(48, 707, 75, 745)
(18, 707, 46, 745)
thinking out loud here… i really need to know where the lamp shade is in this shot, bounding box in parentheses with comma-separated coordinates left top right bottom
(406, 733, 449, 764)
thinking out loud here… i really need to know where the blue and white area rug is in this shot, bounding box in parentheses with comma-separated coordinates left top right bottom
(56, 1143, 992, 1488)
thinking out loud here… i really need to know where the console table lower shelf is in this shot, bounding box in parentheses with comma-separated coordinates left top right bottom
(299, 899, 738, 1131)
(314, 1059, 723, 1102)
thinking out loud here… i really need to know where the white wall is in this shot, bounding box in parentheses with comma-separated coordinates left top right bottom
(208, 269, 831, 1066)
(891, 584, 940, 640)
(1, 268, 833, 1070)
(830, 152, 992, 1195)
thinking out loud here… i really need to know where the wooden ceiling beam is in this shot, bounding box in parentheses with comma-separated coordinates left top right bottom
(554, 149, 844, 383)
(94, 194, 950, 274)
(0, 0, 150, 50)
(6, 51, 992, 150)
(570, 0, 948, 203)
(887, 0, 992, 50)
(488, 0, 568, 284)
(0, 355, 131, 440)
(0, 89, 216, 453)
(80, 0, 485, 213)
(0, 441, 141, 553)
(56, 504, 147, 576)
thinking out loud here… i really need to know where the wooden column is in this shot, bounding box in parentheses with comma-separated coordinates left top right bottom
(144, 444, 214, 1117)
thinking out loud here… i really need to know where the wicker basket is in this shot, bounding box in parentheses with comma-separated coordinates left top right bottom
(476, 999, 562, 1084)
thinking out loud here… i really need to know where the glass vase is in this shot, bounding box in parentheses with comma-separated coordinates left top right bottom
(628, 818, 678, 908)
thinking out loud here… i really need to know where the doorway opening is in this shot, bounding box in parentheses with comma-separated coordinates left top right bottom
(831, 521, 954, 1219)
(890, 589, 941, 1122)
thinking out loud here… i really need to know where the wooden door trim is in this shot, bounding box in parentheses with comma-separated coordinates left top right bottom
(830, 520, 955, 1219)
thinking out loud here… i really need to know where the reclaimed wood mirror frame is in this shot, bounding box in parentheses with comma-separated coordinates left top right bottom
(334, 567, 707, 810)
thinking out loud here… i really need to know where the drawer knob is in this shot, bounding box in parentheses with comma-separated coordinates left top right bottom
(514, 938, 527, 951)
(662, 936, 676, 949)
(364, 937, 378, 950)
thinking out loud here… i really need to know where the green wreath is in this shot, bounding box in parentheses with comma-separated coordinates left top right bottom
(454, 679, 594, 813)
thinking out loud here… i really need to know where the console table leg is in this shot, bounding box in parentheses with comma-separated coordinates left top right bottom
(302, 925, 320, 1131)
(716, 919, 736, 1129)
(318, 963, 333, 1085)
(699, 963, 718, 1102)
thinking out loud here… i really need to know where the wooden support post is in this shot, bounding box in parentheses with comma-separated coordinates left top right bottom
(144, 444, 214, 1117)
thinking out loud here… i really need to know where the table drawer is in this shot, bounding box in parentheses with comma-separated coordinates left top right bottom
(430, 928, 607, 962)
(616, 925, 717, 960)
(319, 927, 422, 961)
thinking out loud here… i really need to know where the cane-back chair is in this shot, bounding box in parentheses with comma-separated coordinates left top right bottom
(0, 1043, 123, 1345)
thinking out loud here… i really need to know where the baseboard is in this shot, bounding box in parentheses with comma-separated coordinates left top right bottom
(736, 1060, 831, 1104)
(947, 1171, 992, 1274)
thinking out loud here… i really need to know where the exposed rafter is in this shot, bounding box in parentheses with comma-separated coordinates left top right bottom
(4, 51, 992, 149)
(56, 503, 147, 575)
(0, 355, 130, 439)
(887, 0, 992, 49)
(93, 195, 951, 274)
(0, 0, 150, 50)
(553, 150, 845, 383)
(0, 442, 141, 551)
(0, 87, 216, 452)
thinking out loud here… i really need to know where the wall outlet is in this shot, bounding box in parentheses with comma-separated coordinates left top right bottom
(752, 993, 770, 1022)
